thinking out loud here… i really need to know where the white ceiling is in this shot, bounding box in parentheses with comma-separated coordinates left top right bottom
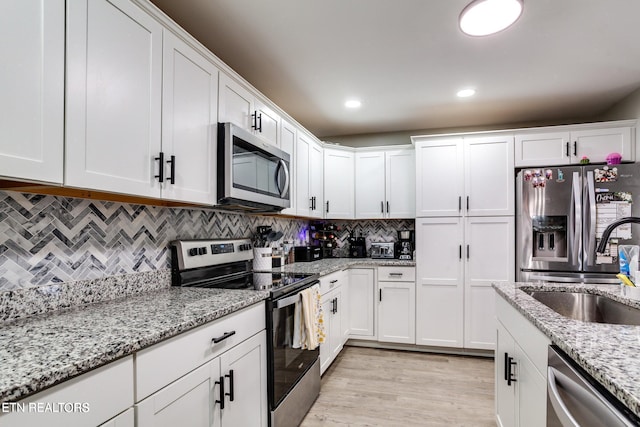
(149, 0, 640, 138)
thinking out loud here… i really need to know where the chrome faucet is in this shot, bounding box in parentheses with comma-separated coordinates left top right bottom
(596, 217, 640, 253)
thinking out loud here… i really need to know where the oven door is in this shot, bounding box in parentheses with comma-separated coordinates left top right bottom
(218, 122, 290, 210)
(268, 287, 320, 409)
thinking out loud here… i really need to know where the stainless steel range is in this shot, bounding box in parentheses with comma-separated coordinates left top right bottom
(170, 239, 321, 427)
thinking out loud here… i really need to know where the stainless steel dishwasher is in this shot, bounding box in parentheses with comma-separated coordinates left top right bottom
(547, 345, 640, 426)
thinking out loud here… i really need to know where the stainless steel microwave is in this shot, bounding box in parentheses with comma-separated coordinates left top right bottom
(217, 122, 291, 212)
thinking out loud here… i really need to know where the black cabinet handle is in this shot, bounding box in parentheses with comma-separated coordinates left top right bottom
(573, 141, 577, 156)
(167, 155, 176, 184)
(386, 201, 389, 213)
(459, 245, 462, 260)
(215, 376, 225, 409)
(155, 152, 165, 182)
(466, 196, 469, 211)
(381, 201, 384, 214)
(326, 200, 330, 213)
(257, 113, 262, 132)
(467, 244, 470, 259)
(212, 330, 236, 344)
(504, 352, 509, 381)
(379, 289, 382, 302)
(251, 112, 257, 130)
(225, 370, 234, 402)
(506, 353, 517, 386)
(565, 142, 570, 157)
(458, 196, 462, 212)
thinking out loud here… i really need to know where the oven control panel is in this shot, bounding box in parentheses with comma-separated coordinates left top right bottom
(171, 239, 253, 270)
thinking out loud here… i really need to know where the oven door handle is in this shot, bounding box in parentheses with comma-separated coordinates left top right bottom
(276, 293, 301, 309)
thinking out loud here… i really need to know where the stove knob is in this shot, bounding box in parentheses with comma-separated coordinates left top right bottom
(239, 243, 252, 251)
(188, 248, 199, 256)
(198, 247, 207, 255)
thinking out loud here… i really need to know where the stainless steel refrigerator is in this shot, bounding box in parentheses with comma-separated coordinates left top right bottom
(517, 163, 640, 283)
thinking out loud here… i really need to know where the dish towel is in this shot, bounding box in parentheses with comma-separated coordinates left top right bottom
(300, 284, 325, 350)
(292, 297, 302, 349)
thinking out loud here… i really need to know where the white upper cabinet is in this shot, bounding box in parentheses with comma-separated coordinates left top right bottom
(160, 30, 219, 204)
(415, 137, 464, 217)
(0, 0, 64, 184)
(324, 148, 354, 219)
(414, 135, 514, 217)
(219, 73, 281, 146)
(66, 0, 163, 198)
(514, 123, 635, 167)
(464, 135, 514, 217)
(309, 138, 324, 219)
(279, 119, 297, 215)
(355, 149, 415, 219)
(385, 149, 415, 218)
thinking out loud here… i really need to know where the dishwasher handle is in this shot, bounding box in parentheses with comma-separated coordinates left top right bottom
(547, 366, 580, 427)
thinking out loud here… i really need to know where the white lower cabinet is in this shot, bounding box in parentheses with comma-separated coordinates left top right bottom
(99, 408, 134, 427)
(495, 293, 550, 427)
(136, 331, 267, 427)
(348, 268, 376, 339)
(377, 267, 415, 344)
(319, 270, 347, 374)
(0, 356, 133, 427)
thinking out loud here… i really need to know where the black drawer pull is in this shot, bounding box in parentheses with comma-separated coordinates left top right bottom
(212, 331, 236, 344)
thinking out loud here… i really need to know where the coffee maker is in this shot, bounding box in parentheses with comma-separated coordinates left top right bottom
(348, 231, 367, 258)
(394, 230, 414, 260)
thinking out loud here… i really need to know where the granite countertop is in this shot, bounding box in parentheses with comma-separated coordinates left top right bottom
(494, 282, 640, 418)
(0, 287, 269, 404)
(279, 257, 415, 276)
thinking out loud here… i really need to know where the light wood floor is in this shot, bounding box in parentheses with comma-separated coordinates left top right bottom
(301, 346, 495, 426)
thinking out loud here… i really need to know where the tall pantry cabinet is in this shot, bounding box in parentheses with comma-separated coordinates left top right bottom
(413, 134, 515, 350)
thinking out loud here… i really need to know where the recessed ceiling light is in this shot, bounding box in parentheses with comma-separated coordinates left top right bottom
(345, 100, 362, 109)
(459, 0, 523, 36)
(457, 88, 476, 98)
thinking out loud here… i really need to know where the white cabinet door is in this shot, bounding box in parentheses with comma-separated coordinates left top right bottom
(254, 99, 281, 146)
(0, 0, 64, 184)
(385, 149, 415, 218)
(495, 322, 516, 427)
(331, 287, 344, 359)
(136, 359, 220, 427)
(348, 269, 376, 339)
(0, 357, 133, 427)
(415, 217, 464, 348)
(464, 217, 514, 350)
(378, 281, 415, 344)
(66, 0, 163, 197)
(218, 73, 254, 131)
(99, 408, 134, 427)
(516, 344, 548, 427)
(324, 148, 354, 219)
(514, 132, 570, 167)
(295, 133, 311, 217)
(161, 31, 218, 204)
(280, 119, 297, 215)
(464, 135, 514, 216)
(415, 138, 464, 217)
(309, 140, 324, 219)
(355, 151, 386, 219)
(220, 331, 268, 427)
(319, 290, 337, 375)
(572, 126, 633, 163)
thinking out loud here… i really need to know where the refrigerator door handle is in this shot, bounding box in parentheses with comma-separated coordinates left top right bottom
(570, 171, 582, 268)
(585, 171, 597, 266)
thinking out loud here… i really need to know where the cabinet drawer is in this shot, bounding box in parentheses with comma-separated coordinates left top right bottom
(0, 356, 133, 427)
(320, 270, 346, 295)
(378, 266, 415, 282)
(136, 302, 265, 401)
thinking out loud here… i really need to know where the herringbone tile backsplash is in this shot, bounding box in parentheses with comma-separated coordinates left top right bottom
(0, 192, 309, 291)
(0, 191, 413, 291)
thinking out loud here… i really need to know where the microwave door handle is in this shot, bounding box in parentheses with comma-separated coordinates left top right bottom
(275, 159, 290, 198)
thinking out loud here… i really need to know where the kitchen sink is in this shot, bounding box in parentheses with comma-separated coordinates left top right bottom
(523, 290, 640, 325)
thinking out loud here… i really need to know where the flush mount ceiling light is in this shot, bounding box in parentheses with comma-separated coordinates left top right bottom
(459, 0, 523, 36)
(345, 99, 362, 109)
(457, 88, 476, 98)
